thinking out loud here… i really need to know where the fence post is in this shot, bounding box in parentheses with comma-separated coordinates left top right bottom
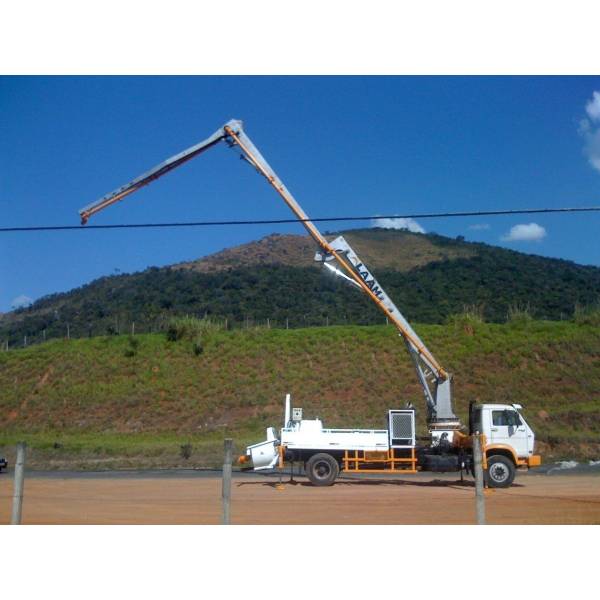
(473, 433, 486, 525)
(222, 438, 233, 525)
(11, 441, 27, 525)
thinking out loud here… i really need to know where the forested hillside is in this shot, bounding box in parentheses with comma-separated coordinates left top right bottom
(2, 229, 599, 346)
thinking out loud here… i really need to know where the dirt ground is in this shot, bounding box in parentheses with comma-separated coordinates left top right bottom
(1, 472, 599, 525)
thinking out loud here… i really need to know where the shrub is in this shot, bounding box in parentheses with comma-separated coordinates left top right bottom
(573, 302, 600, 326)
(507, 303, 533, 326)
(165, 316, 221, 342)
(445, 304, 485, 335)
(180, 443, 193, 460)
(123, 335, 140, 357)
(192, 340, 204, 356)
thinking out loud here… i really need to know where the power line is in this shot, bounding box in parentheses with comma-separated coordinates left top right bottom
(1, 206, 600, 233)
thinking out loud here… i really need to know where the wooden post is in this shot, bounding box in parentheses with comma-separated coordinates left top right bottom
(473, 433, 486, 525)
(66, 323, 70, 340)
(131, 322, 135, 335)
(286, 317, 289, 330)
(222, 438, 233, 525)
(11, 442, 27, 525)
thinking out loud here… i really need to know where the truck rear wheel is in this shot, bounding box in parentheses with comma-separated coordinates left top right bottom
(485, 455, 516, 488)
(305, 453, 339, 486)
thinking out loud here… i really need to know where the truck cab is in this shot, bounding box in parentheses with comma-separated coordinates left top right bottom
(470, 402, 541, 486)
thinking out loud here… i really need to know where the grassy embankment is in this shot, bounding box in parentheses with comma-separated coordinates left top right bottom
(1, 318, 599, 469)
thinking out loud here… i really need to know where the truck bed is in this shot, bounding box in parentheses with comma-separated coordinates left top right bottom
(281, 427, 391, 451)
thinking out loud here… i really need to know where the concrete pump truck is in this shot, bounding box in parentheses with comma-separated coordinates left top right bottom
(79, 119, 541, 488)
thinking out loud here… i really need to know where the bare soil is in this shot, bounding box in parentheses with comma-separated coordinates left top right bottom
(1, 472, 599, 525)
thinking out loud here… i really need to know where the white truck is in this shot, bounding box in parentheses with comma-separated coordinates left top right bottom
(244, 395, 540, 488)
(79, 118, 542, 488)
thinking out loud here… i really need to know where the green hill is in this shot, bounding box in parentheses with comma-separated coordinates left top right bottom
(2, 228, 600, 347)
(1, 320, 599, 469)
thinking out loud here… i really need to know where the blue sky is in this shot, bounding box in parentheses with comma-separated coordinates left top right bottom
(1, 76, 600, 312)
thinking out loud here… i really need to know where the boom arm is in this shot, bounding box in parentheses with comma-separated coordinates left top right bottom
(315, 235, 457, 426)
(79, 119, 459, 427)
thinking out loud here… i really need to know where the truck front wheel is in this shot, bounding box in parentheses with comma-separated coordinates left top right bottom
(305, 453, 339, 486)
(485, 455, 516, 488)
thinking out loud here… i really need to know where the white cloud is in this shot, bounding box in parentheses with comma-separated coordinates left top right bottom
(371, 217, 425, 234)
(468, 223, 490, 231)
(12, 294, 33, 309)
(583, 129, 600, 172)
(578, 118, 590, 135)
(579, 91, 600, 173)
(501, 223, 547, 242)
(585, 91, 600, 122)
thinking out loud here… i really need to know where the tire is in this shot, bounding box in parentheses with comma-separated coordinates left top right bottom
(485, 455, 516, 488)
(305, 453, 339, 486)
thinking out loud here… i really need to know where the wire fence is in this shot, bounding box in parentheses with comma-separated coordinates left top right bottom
(0, 313, 394, 351)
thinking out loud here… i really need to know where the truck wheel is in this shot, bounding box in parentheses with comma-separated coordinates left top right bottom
(305, 453, 339, 486)
(485, 455, 516, 488)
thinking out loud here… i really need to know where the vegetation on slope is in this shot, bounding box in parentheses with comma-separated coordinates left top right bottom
(1, 319, 599, 468)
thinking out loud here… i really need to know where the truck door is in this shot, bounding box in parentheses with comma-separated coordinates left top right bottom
(489, 409, 528, 457)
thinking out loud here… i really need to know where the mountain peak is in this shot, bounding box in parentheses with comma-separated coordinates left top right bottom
(174, 228, 476, 274)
